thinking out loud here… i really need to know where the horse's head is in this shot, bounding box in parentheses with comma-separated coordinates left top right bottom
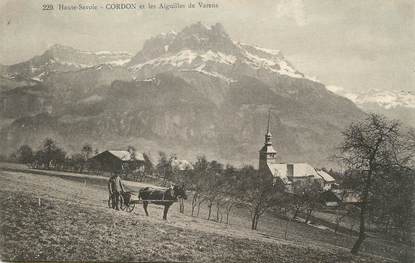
(172, 184, 187, 200)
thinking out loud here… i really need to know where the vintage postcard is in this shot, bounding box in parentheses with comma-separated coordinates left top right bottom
(0, 0, 413, 262)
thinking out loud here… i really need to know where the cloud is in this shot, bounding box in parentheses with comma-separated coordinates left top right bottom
(276, 0, 307, 26)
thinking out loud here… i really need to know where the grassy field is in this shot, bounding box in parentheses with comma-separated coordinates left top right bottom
(0, 168, 408, 262)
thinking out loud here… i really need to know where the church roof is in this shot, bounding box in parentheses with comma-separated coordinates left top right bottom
(267, 163, 291, 184)
(289, 163, 320, 178)
(267, 163, 321, 184)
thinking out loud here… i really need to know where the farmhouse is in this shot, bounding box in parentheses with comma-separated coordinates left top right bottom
(89, 150, 145, 174)
(321, 189, 361, 207)
(258, 121, 335, 192)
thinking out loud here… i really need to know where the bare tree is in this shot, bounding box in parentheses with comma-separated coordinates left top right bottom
(300, 180, 323, 224)
(223, 198, 235, 224)
(333, 190, 348, 234)
(218, 165, 239, 224)
(337, 113, 412, 254)
(291, 192, 306, 221)
(189, 156, 209, 216)
(238, 166, 285, 230)
(203, 160, 223, 220)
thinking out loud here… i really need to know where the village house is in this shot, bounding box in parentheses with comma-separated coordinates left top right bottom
(89, 150, 145, 175)
(258, 120, 335, 193)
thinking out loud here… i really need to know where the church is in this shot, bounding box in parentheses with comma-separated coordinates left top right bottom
(258, 117, 335, 193)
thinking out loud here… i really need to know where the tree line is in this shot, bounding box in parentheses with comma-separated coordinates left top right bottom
(9, 139, 97, 173)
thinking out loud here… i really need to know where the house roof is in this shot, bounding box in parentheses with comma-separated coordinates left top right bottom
(107, 150, 145, 162)
(316, 169, 336, 182)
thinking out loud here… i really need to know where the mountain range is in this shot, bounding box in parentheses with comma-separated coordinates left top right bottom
(327, 86, 415, 128)
(0, 22, 367, 167)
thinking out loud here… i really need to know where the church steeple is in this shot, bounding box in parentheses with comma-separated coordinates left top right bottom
(265, 110, 272, 146)
(259, 110, 277, 169)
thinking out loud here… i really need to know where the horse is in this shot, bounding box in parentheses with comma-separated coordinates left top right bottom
(138, 184, 187, 220)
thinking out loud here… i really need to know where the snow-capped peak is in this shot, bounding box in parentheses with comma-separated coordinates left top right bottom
(4, 44, 133, 82)
(253, 46, 281, 56)
(128, 22, 308, 81)
(93, 50, 127, 56)
(351, 89, 415, 109)
(327, 86, 415, 109)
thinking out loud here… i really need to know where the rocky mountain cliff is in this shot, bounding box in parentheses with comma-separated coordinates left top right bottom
(0, 22, 365, 167)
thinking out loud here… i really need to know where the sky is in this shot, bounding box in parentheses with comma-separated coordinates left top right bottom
(0, 0, 413, 94)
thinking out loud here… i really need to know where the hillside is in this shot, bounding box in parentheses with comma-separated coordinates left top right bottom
(0, 22, 365, 166)
(0, 168, 400, 262)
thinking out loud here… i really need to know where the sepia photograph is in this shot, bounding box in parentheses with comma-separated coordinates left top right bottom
(0, 0, 414, 262)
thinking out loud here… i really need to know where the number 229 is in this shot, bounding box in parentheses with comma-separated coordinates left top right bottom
(42, 4, 54, 10)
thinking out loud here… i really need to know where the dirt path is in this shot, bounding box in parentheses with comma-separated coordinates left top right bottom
(0, 162, 164, 191)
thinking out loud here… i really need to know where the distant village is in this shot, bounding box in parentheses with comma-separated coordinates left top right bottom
(7, 114, 360, 210)
(88, 121, 354, 208)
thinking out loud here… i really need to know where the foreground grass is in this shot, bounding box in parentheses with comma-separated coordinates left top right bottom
(0, 170, 399, 262)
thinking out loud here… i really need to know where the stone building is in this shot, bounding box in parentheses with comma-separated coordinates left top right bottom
(258, 117, 335, 192)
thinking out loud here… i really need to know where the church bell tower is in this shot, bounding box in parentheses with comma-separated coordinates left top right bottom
(259, 110, 277, 170)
